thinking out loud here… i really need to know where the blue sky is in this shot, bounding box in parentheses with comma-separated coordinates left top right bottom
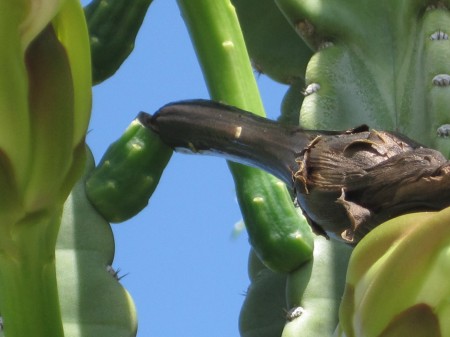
(85, 1, 288, 336)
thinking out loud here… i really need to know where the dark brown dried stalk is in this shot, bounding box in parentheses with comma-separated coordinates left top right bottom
(142, 100, 450, 244)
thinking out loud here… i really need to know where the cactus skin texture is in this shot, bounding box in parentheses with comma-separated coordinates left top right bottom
(335, 208, 450, 337)
(265, 1, 450, 335)
(56, 148, 137, 337)
(239, 249, 287, 337)
(86, 116, 172, 223)
(239, 236, 352, 337)
(278, 80, 305, 126)
(282, 235, 352, 337)
(231, 0, 313, 84)
(275, 0, 450, 158)
(84, 0, 154, 84)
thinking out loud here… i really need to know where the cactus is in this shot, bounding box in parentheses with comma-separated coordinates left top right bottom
(283, 235, 352, 337)
(239, 250, 287, 337)
(56, 148, 137, 337)
(2, 0, 450, 334)
(86, 115, 172, 223)
(279, 80, 305, 126)
(275, 0, 450, 155)
(176, 0, 315, 273)
(171, 0, 450, 335)
(231, 0, 313, 84)
(84, 0, 154, 84)
(264, 1, 450, 335)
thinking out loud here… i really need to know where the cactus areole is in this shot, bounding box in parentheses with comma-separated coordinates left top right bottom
(143, 100, 450, 244)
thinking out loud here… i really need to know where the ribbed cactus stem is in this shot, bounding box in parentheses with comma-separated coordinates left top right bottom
(274, 0, 450, 158)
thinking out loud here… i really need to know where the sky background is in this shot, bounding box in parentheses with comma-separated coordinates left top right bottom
(84, 1, 289, 336)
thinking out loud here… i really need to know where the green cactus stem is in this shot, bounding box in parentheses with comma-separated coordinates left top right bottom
(86, 116, 172, 223)
(275, 0, 450, 157)
(84, 0, 154, 84)
(231, 0, 313, 84)
(176, 0, 314, 272)
(239, 250, 287, 337)
(282, 235, 352, 337)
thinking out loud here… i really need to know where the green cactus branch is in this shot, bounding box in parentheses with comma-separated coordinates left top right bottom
(84, 0, 155, 84)
(177, 0, 264, 113)
(176, 0, 314, 273)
